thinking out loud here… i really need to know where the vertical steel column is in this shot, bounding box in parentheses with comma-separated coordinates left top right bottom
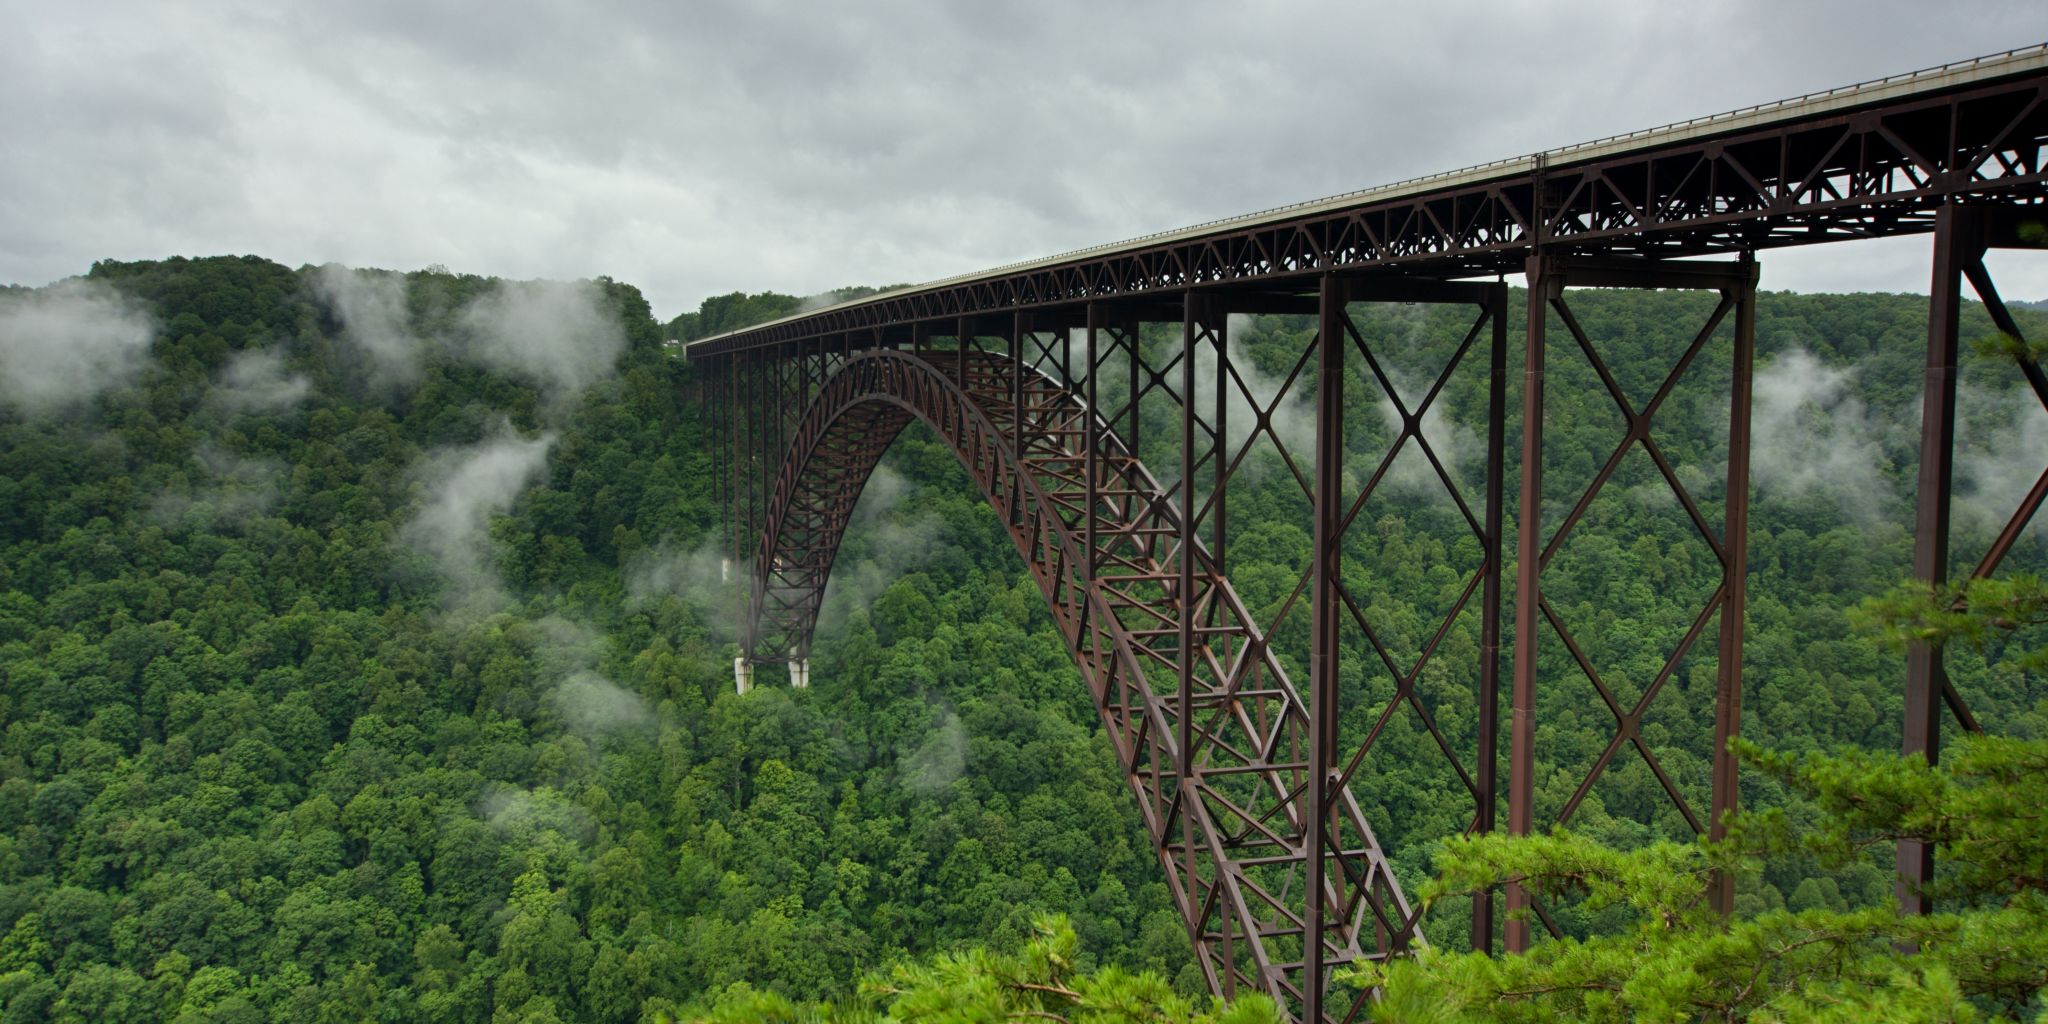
(1507, 256, 1554, 953)
(1305, 274, 1347, 1019)
(1474, 282, 1509, 953)
(729, 355, 745, 638)
(1176, 291, 1201, 991)
(739, 349, 760, 660)
(705, 355, 719, 511)
(1214, 308, 1230, 570)
(1708, 255, 1759, 916)
(1061, 321, 1074, 387)
(1129, 318, 1144, 462)
(1012, 314, 1027, 525)
(1901, 205, 1975, 915)
(768, 349, 782, 473)
(1179, 296, 1205, 762)
(956, 318, 970, 384)
(1086, 305, 1103, 578)
(1703, 253, 1769, 913)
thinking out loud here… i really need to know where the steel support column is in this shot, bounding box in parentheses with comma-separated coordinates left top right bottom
(1507, 258, 1552, 952)
(1086, 305, 1104, 579)
(1901, 207, 1970, 914)
(1211, 304, 1229, 570)
(1305, 274, 1347, 1019)
(1891, 202, 2048, 914)
(1476, 283, 1508, 952)
(1010, 315, 1026, 525)
(1710, 253, 1759, 915)
(1176, 291, 1201, 990)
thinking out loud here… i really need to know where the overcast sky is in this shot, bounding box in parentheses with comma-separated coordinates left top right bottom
(4, 1, 2046, 319)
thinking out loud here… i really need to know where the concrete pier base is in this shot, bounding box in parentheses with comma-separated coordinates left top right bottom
(721, 557, 732, 583)
(733, 657, 753, 694)
(788, 658, 810, 689)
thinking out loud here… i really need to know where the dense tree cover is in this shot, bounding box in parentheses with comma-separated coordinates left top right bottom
(0, 257, 1184, 1022)
(1, 253, 2042, 1022)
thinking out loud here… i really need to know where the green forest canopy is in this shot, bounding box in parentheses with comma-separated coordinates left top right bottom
(0, 256, 2041, 1021)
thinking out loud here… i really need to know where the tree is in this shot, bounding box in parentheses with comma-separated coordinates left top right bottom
(1352, 575, 2048, 1022)
(695, 915, 1280, 1024)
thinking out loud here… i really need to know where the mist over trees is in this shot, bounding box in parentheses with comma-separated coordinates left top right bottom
(0, 255, 2042, 1021)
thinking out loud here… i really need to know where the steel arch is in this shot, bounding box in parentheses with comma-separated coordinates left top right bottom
(745, 347, 1412, 1014)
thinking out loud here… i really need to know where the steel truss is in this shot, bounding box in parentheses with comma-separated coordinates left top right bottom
(688, 52, 2048, 1024)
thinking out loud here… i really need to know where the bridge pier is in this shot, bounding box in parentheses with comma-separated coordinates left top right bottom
(733, 657, 753, 694)
(1900, 203, 2046, 916)
(1507, 252, 1760, 949)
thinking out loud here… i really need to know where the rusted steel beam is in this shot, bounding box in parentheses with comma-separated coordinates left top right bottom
(1896, 203, 2048, 914)
(1306, 274, 1347, 1019)
(1475, 281, 1507, 953)
(1901, 205, 1972, 915)
(1507, 255, 1553, 953)
(1178, 291, 1200, 952)
(1710, 254, 1760, 916)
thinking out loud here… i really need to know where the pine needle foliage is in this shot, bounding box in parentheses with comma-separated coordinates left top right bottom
(690, 916, 1281, 1024)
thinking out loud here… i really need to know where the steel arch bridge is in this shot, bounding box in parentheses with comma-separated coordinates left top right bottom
(688, 46, 2048, 1022)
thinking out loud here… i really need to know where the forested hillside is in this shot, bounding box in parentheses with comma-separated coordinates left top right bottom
(0, 256, 2041, 1022)
(0, 258, 1185, 1022)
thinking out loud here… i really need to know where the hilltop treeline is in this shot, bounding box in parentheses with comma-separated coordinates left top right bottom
(665, 285, 903, 344)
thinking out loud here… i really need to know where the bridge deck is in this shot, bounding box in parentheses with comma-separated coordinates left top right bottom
(687, 43, 2048, 358)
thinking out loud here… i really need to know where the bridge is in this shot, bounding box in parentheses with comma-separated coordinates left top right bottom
(686, 46, 2048, 1022)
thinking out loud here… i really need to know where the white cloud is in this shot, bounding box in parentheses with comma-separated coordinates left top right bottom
(458, 277, 625, 394)
(555, 670, 652, 734)
(0, 278, 154, 415)
(1748, 347, 1901, 522)
(527, 615, 654, 735)
(479, 787, 592, 844)
(815, 462, 949, 638)
(402, 424, 555, 609)
(149, 445, 287, 530)
(214, 347, 310, 411)
(313, 263, 421, 387)
(900, 705, 968, 796)
(1955, 380, 2048, 548)
(625, 534, 744, 640)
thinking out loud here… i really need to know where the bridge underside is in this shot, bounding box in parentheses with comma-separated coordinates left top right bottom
(694, 56, 2048, 1024)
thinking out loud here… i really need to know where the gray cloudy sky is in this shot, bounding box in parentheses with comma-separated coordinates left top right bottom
(5, 1, 2046, 318)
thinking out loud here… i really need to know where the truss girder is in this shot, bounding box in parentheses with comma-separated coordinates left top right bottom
(689, 70, 2048, 358)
